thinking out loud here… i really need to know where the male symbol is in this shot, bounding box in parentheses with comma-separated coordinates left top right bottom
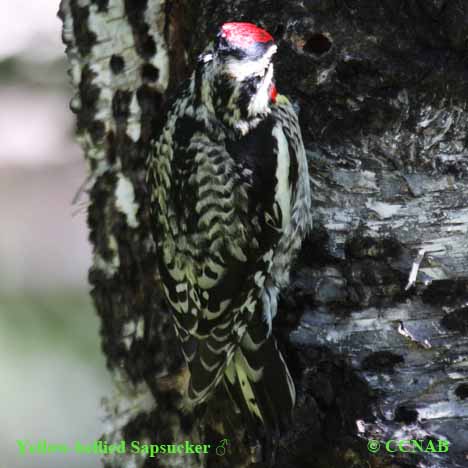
(216, 438, 230, 456)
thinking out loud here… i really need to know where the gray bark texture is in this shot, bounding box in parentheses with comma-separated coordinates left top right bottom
(60, 1, 468, 467)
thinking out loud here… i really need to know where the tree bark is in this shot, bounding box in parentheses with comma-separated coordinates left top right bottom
(60, 1, 468, 467)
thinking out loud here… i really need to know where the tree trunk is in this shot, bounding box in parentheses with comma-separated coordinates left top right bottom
(60, 1, 468, 467)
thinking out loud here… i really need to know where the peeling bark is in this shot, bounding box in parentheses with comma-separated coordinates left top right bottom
(60, 1, 468, 467)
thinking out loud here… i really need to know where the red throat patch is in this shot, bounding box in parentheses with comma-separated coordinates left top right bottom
(221, 22, 274, 48)
(269, 84, 278, 103)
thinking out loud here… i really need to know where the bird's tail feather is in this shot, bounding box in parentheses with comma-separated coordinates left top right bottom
(223, 319, 295, 461)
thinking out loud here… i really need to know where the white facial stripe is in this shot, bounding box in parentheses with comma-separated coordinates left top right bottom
(225, 44, 277, 81)
(247, 63, 273, 116)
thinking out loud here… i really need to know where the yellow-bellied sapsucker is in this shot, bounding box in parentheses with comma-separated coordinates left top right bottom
(147, 22, 311, 435)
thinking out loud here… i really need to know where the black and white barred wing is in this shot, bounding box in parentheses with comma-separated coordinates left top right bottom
(148, 115, 284, 407)
(269, 96, 312, 285)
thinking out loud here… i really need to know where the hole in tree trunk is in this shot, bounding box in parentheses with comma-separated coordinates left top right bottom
(455, 383, 468, 400)
(304, 33, 332, 55)
(394, 405, 418, 424)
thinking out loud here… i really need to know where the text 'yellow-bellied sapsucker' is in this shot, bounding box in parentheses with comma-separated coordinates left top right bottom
(147, 22, 311, 435)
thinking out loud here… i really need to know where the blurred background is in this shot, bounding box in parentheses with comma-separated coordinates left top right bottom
(0, 1, 113, 467)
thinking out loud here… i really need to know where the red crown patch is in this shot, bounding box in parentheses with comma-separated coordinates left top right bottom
(221, 22, 274, 48)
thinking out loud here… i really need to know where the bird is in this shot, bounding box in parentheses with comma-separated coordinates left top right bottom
(147, 20, 311, 450)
